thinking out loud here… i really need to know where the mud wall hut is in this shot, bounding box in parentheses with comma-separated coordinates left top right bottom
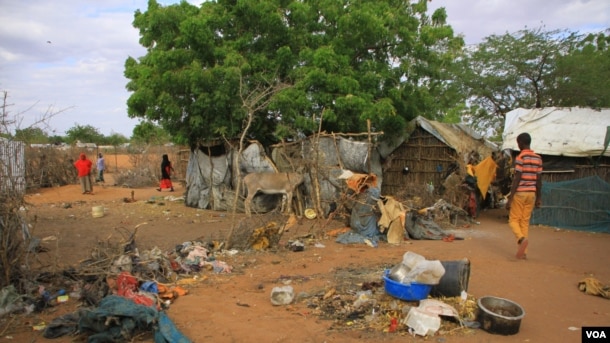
(377, 116, 498, 197)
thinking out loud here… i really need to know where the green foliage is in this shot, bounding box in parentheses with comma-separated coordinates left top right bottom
(450, 27, 610, 136)
(103, 132, 129, 146)
(14, 127, 48, 144)
(124, 0, 463, 146)
(65, 124, 105, 144)
(551, 31, 610, 108)
(131, 121, 171, 145)
(48, 135, 65, 145)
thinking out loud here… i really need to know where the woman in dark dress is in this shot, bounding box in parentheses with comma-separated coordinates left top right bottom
(157, 154, 175, 192)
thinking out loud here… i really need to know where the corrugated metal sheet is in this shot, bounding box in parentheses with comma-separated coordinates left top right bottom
(0, 138, 26, 195)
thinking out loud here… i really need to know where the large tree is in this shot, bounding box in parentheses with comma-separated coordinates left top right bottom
(124, 0, 463, 146)
(551, 31, 610, 108)
(452, 28, 579, 136)
(14, 127, 48, 144)
(65, 124, 105, 144)
(131, 121, 171, 145)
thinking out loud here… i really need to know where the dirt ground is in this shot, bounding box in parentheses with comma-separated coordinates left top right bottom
(5, 155, 610, 342)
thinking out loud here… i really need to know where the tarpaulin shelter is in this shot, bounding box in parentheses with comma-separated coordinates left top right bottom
(184, 133, 382, 217)
(185, 140, 282, 212)
(502, 107, 610, 183)
(502, 107, 610, 232)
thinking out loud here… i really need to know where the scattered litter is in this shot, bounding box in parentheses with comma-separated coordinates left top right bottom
(402, 299, 459, 336)
(165, 195, 185, 202)
(288, 240, 305, 252)
(389, 251, 445, 285)
(304, 208, 317, 219)
(578, 277, 610, 299)
(270, 286, 294, 306)
(353, 290, 376, 308)
(404, 307, 440, 336)
(32, 322, 46, 331)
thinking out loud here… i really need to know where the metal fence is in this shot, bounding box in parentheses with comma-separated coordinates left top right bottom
(0, 138, 26, 196)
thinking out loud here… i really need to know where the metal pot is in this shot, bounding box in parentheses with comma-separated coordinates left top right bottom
(476, 296, 525, 335)
(388, 263, 411, 283)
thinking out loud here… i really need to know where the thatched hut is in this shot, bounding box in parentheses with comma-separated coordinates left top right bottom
(378, 116, 498, 197)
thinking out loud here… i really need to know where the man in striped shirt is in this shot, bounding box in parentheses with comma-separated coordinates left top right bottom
(506, 132, 543, 259)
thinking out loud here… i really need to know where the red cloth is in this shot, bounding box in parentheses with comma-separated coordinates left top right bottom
(116, 271, 155, 307)
(159, 178, 173, 189)
(74, 153, 92, 177)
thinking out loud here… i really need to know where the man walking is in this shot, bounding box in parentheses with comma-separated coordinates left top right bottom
(96, 153, 105, 183)
(506, 133, 543, 259)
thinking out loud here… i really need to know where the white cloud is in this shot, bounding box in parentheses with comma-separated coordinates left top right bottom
(428, 0, 609, 44)
(0, 0, 149, 137)
(0, 0, 607, 137)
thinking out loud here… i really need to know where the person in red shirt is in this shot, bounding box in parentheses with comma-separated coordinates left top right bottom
(74, 152, 93, 194)
(506, 133, 543, 259)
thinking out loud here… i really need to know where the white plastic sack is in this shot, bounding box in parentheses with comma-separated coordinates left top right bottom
(402, 251, 425, 269)
(403, 307, 441, 336)
(406, 260, 445, 285)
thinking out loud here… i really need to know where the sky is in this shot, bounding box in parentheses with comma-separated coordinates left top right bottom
(0, 0, 608, 138)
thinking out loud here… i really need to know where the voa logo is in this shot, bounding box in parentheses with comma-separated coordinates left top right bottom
(585, 330, 607, 339)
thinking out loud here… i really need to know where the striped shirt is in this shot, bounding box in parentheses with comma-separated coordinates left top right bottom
(515, 149, 543, 192)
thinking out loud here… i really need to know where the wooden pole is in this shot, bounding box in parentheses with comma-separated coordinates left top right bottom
(367, 119, 372, 174)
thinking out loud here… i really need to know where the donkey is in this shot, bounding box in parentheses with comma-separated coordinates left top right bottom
(243, 172, 304, 216)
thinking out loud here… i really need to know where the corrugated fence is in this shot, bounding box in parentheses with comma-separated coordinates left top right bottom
(0, 138, 26, 196)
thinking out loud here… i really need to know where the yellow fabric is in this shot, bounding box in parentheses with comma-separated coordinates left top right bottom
(472, 156, 498, 199)
(509, 192, 536, 252)
(466, 164, 475, 176)
(377, 196, 406, 244)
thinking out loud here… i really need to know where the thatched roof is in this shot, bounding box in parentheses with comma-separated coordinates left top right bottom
(378, 116, 498, 159)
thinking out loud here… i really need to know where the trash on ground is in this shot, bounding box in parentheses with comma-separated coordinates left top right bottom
(270, 286, 295, 306)
(578, 277, 610, 299)
(388, 251, 445, 285)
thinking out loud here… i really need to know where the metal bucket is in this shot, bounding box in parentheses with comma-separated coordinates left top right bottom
(430, 259, 470, 297)
(476, 296, 525, 335)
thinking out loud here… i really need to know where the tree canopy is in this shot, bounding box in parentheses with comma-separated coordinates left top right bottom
(551, 31, 610, 108)
(64, 124, 128, 145)
(132, 121, 171, 145)
(124, 0, 463, 146)
(451, 28, 610, 138)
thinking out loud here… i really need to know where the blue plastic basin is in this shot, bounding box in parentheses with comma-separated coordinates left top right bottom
(383, 269, 432, 301)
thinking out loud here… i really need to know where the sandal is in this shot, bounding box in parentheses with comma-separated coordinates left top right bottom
(442, 234, 455, 242)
